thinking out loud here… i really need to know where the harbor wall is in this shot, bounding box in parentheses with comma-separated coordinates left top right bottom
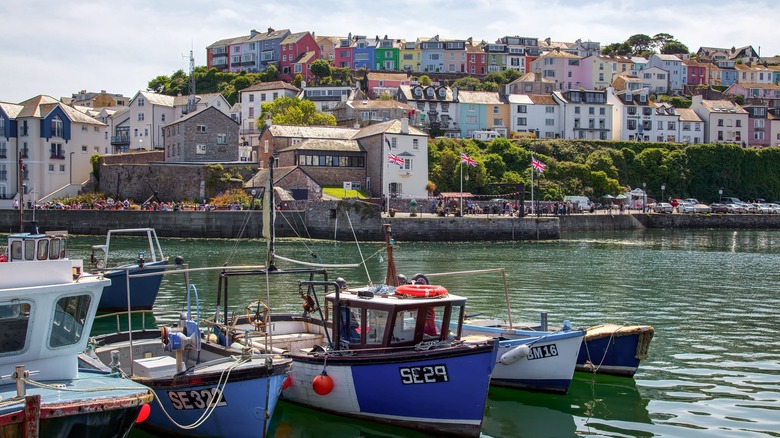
(5, 206, 780, 241)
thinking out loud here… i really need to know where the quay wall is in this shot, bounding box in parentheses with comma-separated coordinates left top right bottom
(5, 206, 780, 241)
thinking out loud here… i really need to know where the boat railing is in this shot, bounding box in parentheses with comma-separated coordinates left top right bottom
(93, 309, 156, 334)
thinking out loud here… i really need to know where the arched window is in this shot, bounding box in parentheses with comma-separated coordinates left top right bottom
(51, 116, 63, 137)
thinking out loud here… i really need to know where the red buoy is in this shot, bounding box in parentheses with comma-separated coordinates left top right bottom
(312, 371, 334, 395)
(136, 404, 151, 424)
(282, 375, 292, 390)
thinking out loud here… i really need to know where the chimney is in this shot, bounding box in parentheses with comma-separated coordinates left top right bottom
(401, 117, 409, 133)
(267, 27, 274, 34)
(452, 87, 458, 101)
(265, 115, 272, 127)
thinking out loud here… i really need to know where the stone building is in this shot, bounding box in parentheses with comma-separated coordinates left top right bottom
(162, 106, 242, 162)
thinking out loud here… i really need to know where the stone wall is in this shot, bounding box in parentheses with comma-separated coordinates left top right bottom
(559, 213, 644, 232)
(98, 162, 256, 203)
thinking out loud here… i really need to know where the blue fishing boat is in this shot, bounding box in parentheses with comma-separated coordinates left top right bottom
(575, 323, 654, 377)
(89, 228, 168, 311)
(87, 267, 293, 437)
(210, 225, 498, 436)
(0, 231, 153, 436)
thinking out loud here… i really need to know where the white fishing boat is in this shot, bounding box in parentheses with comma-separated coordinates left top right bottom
(0, 231, 154, 436)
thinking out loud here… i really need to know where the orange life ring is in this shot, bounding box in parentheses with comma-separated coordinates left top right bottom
(396, 284, 448, 298)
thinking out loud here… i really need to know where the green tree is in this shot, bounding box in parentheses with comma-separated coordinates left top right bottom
(627, 34, 654, 55)
(418, 75, 432, 86)
(661, 41, 690, 55)
(453, 77, 481, 90)
(255, 96, 336, 130)
(310, 59, 332, 84)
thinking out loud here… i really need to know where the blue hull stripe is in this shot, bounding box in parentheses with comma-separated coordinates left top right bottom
(577, 334, 641, 370)
(99, 262, 167, 311)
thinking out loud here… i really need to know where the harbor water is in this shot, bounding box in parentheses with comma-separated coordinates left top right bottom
(61, 229, 780, 437)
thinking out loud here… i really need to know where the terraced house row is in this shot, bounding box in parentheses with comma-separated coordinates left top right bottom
(206, 29, 780, 92)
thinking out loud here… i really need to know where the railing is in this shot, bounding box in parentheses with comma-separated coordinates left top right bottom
(111, 135, 130, 145)
(50, 154, 65, 159)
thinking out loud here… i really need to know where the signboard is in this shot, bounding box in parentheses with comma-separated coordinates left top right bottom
(343, 181, 352, 191)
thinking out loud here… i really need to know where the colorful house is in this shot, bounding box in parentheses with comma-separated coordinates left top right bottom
(399, 40, 421, 73)
(456, 90, 507, 138)
(374, 37, 401, 71)
(279, 31, 320, 80)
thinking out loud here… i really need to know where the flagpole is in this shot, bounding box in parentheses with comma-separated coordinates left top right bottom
(385, 135, 390, 215)
(459, 153, 463, 216)
(531, 153, 535, 216)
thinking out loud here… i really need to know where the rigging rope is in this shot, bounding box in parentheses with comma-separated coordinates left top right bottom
(342, 208, 372, 285)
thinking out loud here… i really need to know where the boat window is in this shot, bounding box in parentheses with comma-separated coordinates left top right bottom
(424, 306, 446, 341)
(24, 240, 35, 260)
(0, 302, 32, 354)
(50, 238, 61, 260)
(392, 309, 418, 343)
(49, 294, 92, 348)
(449, 304, 464, 339)
(37, 239, 49, 261)
(365, 308, 389, 345)
(11, 241, 23, 261)
(340, 306, 362, 345)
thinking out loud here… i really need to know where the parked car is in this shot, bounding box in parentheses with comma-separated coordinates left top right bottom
(726, 203, 746, 214)
(753, 203, 774, 214)
(653, 202, 674, 213)
(693, 203, 711, 213)
(740, 203, 758, 213)
(721, 197, 743, 205)
(765, 203, 780, 213)
(709, 203, 729, 213)
(676, 202, 695, 213)
(684, 198, 700, 205)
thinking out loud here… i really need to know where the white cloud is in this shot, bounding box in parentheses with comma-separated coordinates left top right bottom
(1, 0, 777, 103)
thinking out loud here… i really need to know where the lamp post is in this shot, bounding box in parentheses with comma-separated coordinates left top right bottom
(719, 187, 723, 202)
(661, 183, 666, 203)
(642, 182, 646, 212)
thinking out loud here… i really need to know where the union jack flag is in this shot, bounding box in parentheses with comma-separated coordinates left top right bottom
(388, 153, 403, 167)
(461, 153, 478, 167)
(531, 156, 546, 172)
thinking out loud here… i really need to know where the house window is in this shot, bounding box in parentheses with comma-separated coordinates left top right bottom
(81, 145, 87, 152)
(643, 107, 652, 116)
(59, 164, 65, 172)
(627, 107, 636, 115)
(493, 106, 499, 114)
(138, 98, 145, 107)
(196, 125, 207, 133)
(216, 134, 227, 145)
(627, 120, 636, 130)
(575, 107, 580, 114)
(600, 107, 606, 115)
(588, 107, 595, 115)
(667, 122, 676, 130)
(517, 117, 527, 126)
(48, 164, 54, 172)
(657, 121, 663, 130)
(391, 138, 397, 148)
(196, 144, 206, 154)
(717, 119, 724, 127)
(264, 140, 269, 154)
(517, 105, 527, 113)
(545, 119, 554, 126)
(546, 106, 555, 114)
(412, 139, 419, 150)
(249, 94, 254, 102)
(51, 116, 63, 137)
(736, 119, 742, 127)
(138, 113, 144, 121)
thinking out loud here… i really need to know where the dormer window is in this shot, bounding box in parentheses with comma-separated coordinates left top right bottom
(426, 88, 434, 98)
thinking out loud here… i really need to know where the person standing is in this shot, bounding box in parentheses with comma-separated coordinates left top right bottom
(13, 198, 19, 209)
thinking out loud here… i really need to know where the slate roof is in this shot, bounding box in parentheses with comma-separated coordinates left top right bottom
(241, 81, 301, 93)
(267, 125, 357, 139)
(700, 99, 748, 114)
(676, 108, 703, 122)
(456, 90, 503, 105)
(352, 119, 426, 139)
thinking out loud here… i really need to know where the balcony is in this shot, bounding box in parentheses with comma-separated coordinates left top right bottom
(111, 135, 130, 146)
(50, 154, 65, 160)
(20, 149, 29, 158)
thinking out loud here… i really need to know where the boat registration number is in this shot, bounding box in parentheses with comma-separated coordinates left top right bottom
(167, 387, 228, 410)
(399, 364, 449, 384)
(527, 344, 559, 360)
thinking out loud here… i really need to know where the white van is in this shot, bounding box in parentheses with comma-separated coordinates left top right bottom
(472, 130, 501, 141)
(563, 196, 592, 212)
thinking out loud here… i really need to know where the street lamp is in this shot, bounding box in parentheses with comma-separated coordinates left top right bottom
(719, 187, 723, 202)
(642, 182, 646, 212)
(661, 183, 666, 203)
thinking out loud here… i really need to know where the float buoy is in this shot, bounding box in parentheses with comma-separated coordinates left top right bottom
(312, 371, 333, 395)
(396, 284, 448, 298)
(136, 404, 151, 424)
(499, 344, 531, 365)
(282, 375, 292, 390)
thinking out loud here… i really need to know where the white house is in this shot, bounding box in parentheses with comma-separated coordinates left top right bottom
(691, 95, 749, 144)
(676, 108, 705, 144)
(0, 96, 106, 206)
(238, 81, 300, 152)
(553, 89, 613, 140)
(508, 94, 561, 138)
(638, 66, 670, 94)
(648, 54, 683, 93)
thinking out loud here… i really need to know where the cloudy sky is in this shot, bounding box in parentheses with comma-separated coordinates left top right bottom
(2, 0, 778, 103)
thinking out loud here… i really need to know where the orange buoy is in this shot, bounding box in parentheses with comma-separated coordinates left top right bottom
(136, 404, 151, 424)
(282, 375, 292, 390)
(312, 371, 334, 395)
(396, 284, 448, 298)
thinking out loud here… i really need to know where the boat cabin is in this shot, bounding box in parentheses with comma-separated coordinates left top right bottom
(326, 285, 466, 350)
(4, 232, 68, 263)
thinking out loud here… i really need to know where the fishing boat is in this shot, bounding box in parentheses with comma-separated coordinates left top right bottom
(464, 315, 654, 378)
(209, 262, 498, 437)
(89, 228, 168, 312)
(575, 323, 654, 377)
(86, 268, 293, 437)
(0, 231, 154, 436)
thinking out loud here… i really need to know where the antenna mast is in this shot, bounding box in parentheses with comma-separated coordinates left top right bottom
(183, 49, 196, 113)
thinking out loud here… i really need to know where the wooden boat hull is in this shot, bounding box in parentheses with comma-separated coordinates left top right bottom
(576, 324, 654, 377)
(0, 371, 153, 438)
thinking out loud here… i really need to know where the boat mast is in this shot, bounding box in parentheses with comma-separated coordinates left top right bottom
(384, 224, 398, 286)
(266, 156, 276, 270)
